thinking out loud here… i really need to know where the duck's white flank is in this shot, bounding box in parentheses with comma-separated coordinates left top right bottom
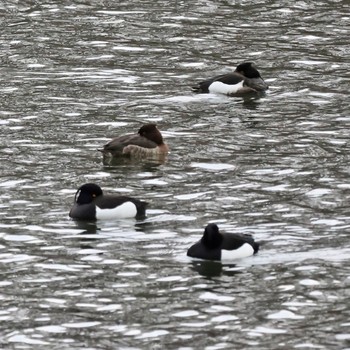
(95, 202, 137, 220)
(208, 80, 244, 95)
(221, 243, 255, 261)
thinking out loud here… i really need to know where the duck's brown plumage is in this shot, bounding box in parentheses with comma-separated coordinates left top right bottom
(100, 123, 169, 159)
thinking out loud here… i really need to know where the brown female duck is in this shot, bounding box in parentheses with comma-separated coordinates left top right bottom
(99, 123, 169, 160)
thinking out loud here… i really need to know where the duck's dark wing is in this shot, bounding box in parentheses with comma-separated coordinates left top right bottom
(69, 203, 96, 221)
(222, 233, 259, 254)
(95, 195, 148, 219)
(187, 240, 221, 261)
(192, 73, 244, 93)
(101, 134, 158, 155)
(214, 73, 245, 85)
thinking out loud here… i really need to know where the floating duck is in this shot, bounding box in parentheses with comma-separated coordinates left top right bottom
(187, 223, 259, 261)
(69, 183, 147, 220)
(192, 62, 268, 96)
(99, 123, 169, 160)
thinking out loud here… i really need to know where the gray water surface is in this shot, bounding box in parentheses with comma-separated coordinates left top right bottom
(1, 0, 350, 349)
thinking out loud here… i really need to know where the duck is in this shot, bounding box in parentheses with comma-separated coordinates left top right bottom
(99, 123, 169, 160)
(69, 183, 147, 220)
(187, 223, 259, 261)
(192, 62, 268, 96)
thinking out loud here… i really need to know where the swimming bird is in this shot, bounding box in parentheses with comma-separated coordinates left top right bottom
(187, 223, 259, 261)
(69, 183, 147, 220)
(99, 123, 169, 160)
(192, 62, 268, 96)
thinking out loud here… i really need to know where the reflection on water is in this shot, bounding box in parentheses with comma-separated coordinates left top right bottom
(102, 154, 168, 167)
(189, 260, 245, 278)
(73, 220, 101, 235)
(1, 0, 350, 348)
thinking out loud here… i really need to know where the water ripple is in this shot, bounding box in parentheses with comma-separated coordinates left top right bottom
(0, 0, 349, 349)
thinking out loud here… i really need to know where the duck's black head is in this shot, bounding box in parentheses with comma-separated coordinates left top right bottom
(201, 223, 223, 249)
(138, 123, 164, 145)
(75, 183, 103, 205)
(235, 62, 261, 79)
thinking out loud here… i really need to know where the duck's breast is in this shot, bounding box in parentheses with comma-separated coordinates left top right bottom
(187, 241, 221, 260)
(69, 203, 96, 220)
(244, 77, 269, 91)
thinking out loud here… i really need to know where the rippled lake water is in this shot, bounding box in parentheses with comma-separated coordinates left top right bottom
(1, 0, 350, 349)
